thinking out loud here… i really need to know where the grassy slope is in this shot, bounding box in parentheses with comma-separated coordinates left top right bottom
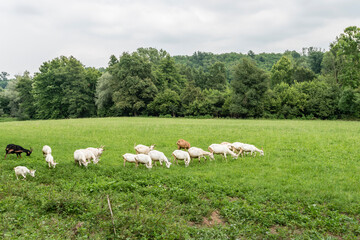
(0, 118, 359, 239)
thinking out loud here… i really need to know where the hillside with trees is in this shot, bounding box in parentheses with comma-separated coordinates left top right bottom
(0, 26, 359, 120)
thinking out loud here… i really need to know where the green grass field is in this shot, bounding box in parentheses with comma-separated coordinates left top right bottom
(0, 117, 359, 239)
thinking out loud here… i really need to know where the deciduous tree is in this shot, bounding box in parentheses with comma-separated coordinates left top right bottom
(230, 58, 269, 118)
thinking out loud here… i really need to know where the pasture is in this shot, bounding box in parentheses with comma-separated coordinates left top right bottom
(0, 117, 359, 239)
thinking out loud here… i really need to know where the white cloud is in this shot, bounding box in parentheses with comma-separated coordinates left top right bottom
(0, 0, 359, 76)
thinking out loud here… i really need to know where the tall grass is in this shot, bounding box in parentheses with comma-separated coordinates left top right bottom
(0, 117, 359, 239)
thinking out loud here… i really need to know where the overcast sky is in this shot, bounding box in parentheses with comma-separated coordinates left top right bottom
(1, 0, 359, 76)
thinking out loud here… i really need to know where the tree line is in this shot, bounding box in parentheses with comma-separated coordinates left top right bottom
(0, 26, 359, 120)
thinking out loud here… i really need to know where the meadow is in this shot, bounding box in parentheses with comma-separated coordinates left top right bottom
(0, 117, 359, 239)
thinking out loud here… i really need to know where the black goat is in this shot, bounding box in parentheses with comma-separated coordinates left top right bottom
(5, 144, 33, 160)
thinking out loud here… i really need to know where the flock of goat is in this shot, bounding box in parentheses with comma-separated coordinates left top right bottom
(6, 139, 264, 180)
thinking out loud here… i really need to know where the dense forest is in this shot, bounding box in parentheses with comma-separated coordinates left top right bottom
(0, 26, 359, 120)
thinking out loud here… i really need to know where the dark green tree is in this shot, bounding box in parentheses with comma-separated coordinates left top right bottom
(338, 87, 360, 117)
(108, 55, 119, 67)
(202, 89, 227, 117)
(95, 72, 115, 116)
(33, 56, 97, 119)
(0, 78, 18, 117)
(148, 89, 181, 117)
(330, 26, 360, 88)
(193, 67, 209, 90)
(137, 47, 168, 66)
(271, 83, 307, 119)
(301, 80, 340, 119)
(230, 58, 269, 118)
(16, 71, 36, 119)
(270, 56, 293, 86)
(155, 55, 185, 92)
(0, 72, 9, 81)
(0, 72, 9, 89)
(303, 47, 324, 74)
(109, 52, 158, 116)
(180, 81, 203, 115)
(208, 62, 227, 90)
(327, 26, 360, 118)
(293, 66, 316, 82)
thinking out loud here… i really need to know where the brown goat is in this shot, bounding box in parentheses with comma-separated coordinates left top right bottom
(176, 139, 190, 150)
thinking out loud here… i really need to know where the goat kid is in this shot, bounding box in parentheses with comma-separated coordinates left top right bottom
(14, 166, 36, 180)
(45, 153, 58, 168)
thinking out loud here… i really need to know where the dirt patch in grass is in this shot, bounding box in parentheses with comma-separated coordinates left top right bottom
(202, 210, 226, 227)
(72, 222, 84, 237)
(228, 196, 239, 202)
(269, 225, 279, 235)
(326, 233, 343, 240)
(269, 225, 306, 237)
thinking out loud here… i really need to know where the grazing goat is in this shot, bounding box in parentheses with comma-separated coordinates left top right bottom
(5, 144, 32, 160)
(74, 150, 89, 167)
(86, 146, 105, 162)
(240, 144, 264, 157)
(42, 145, 52, 156)
(14, 166, 36, 180)
(134, 144, 155, 154)
(45, 153, 58, 168)
(122, 153, 137, 167)
(134, 154, 153, 169)
(176, 139, 190, 150)
(208, 144, 239, 161)
(188, 147, 214, 163)
(231, 142, 246, 154)
(148, 150, 172, 168)
(172, 150, 191, 167)
(221, 142, 235, 151)
(78, 149, 98, 164)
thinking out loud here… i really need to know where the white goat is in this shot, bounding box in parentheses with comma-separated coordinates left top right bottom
(221, 142, 235, 151)
(172, 150, 191, 167)
(122, 153, 137, 167)
(45, 153, 58, 168)
(134, 154, 153, 169)
(208, 144, 239, 161)
(42, 145, 52, 156)
(188, 147, 214, 163)
(14, 166, 36, 180)
(86, 146, 105, 162)
(148, 150, 172, 168)
(240, 144, 264, 157)
(232, 142, 246, 153)
(134, 144, 155, 154)
(74, 150, 89, 167)
(78, 149, 98, 164)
